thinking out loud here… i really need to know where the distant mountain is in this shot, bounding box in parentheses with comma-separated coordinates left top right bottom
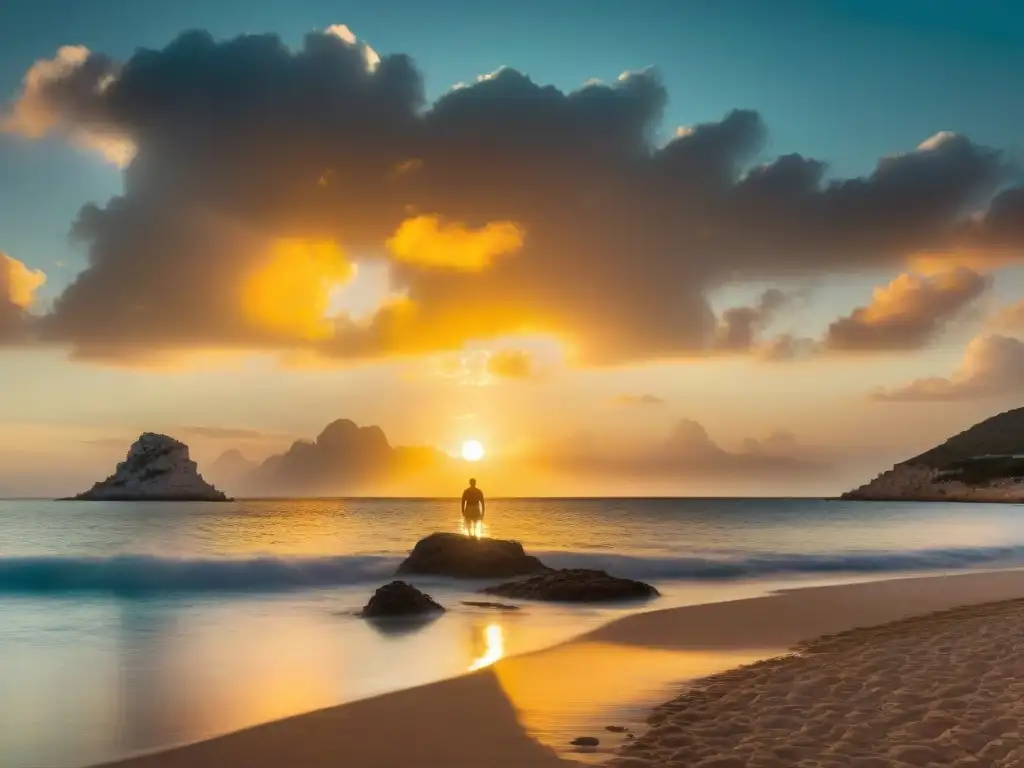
(843, 407, 1024, 502)
(207, 449, 258, 490)
(240, 419, 460, 496)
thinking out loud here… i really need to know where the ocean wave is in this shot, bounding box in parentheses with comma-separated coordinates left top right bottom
(536, 545, 1024, 581)
(0, 553, 401, 595)
(1, 544, 1022, 595)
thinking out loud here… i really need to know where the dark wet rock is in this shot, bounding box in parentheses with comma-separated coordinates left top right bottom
(482, 568, 659, 602)
(605, 725, 628, 733)
(396, 532, 550, 579)
(461, 600, 522, 611)
(571, 736, 600, 747)
(360, 580, 445, 618)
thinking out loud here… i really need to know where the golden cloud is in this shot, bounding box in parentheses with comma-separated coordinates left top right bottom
(243, 239, 355, 341)
(486, 349, 534, 379)
(1, 252, 46, 309)
(825, 267, 990, 351)
(386, 215, 525, 271)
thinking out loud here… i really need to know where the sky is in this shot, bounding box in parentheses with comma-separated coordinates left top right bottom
(1, 0, 1024, 496)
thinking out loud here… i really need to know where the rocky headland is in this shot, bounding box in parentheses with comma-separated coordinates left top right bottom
(69, 433, 230, 501)
(843, 407, 1024, 502)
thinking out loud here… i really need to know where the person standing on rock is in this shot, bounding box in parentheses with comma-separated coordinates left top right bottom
(461, 478, 485, 537)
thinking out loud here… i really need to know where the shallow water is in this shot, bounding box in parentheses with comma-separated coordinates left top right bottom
(1, 497, 1023, 767)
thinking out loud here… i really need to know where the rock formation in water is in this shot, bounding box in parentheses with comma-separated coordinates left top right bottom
(843, 407, 1024, 502)
(482, 568, 659, 602)
(71, 433, 229, 501)
(396, 532, 551, 579)
(360, 581, 446, 618)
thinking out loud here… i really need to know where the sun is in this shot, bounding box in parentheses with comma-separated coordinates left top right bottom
(461, 439, 485, 462)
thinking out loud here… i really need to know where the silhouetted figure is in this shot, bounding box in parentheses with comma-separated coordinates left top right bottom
(462, 478, 485, 537)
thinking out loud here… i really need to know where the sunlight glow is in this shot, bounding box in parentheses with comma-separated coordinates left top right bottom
(244, 238, 353, 340)
(461, 439, 485, 461)
(461, 517, 486, 539)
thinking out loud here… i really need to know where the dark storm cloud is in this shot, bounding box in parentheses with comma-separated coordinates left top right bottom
(957, 185, 1024, 250)
(3, 28, 1019, 363)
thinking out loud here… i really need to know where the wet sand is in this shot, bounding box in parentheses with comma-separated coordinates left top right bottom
(98, 569, 1024, 768)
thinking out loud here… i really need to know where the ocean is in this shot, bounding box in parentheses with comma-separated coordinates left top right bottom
(3, 497, 1024, 767)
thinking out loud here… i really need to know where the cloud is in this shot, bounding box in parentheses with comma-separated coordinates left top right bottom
(986, 297, 1024, 332)
(485, 349, 535, 379)
(714, 288, 789, 351)
(873, 334, 1024, 401)
(1, 45, 134, 166)
(757, 333, 820, 362)
(0, 252, 46, 341)
(613, 394, 666, 407)
(178, 425, 287, 441)
(243, 238, 356, 342)
(539, 417, 827, 480)
(741, 428, 800, 456)
(81, 437, 132, 451)
(2, 28, 1018, 365)
(824, 267, 990, 351)
(432, 346, 545, 382)
(956, 185, 1024, 251)
(386, 215, 524, 270)
(323, 24, 381, 71)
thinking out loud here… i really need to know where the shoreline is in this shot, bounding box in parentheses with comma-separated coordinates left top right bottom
(96, 567, 1024, 768)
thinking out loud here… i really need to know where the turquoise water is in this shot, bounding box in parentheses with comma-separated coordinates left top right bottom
(2, 497, 1023, 767)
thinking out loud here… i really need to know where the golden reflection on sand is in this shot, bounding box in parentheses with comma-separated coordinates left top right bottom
(468, 623, 505, 671)
(490, 640, 769, 753)
(162, 610, 344, 740)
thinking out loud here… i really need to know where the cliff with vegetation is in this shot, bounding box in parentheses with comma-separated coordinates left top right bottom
(842, 408, 1024, 502)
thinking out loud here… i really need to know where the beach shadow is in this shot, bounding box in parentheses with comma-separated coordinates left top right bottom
(105, 664, 577, 768)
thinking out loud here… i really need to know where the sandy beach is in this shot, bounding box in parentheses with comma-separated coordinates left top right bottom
(612, 598, 1024, 767)
(99, 569, 1024, 768)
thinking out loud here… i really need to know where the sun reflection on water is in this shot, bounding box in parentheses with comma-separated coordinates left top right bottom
(468, 623, 505, 671)
(459, 518, 487, 539)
